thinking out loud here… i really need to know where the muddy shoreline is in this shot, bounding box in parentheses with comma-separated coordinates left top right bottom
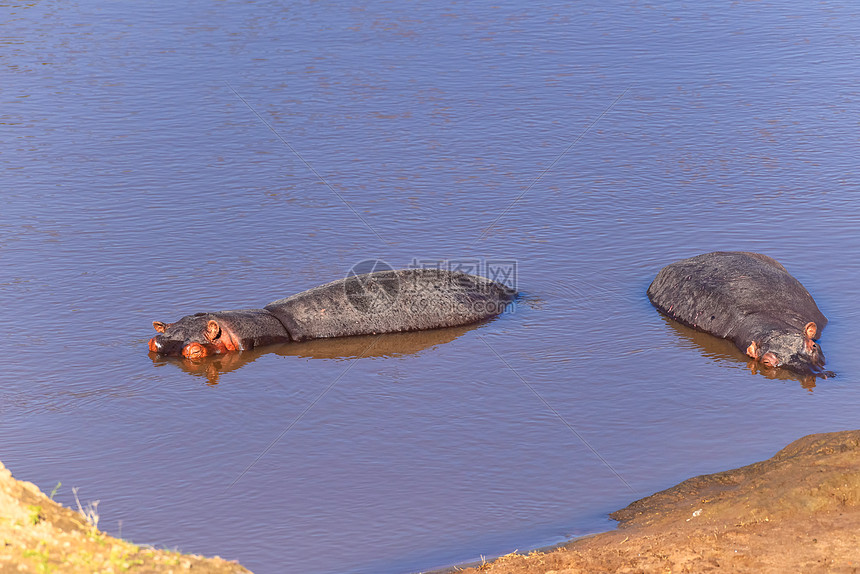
(452, 429, 860, 574)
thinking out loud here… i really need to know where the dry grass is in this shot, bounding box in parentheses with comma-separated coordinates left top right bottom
(71, 487, 99, 530)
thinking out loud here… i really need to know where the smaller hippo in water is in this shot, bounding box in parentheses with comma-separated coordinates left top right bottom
(149, 269, 516, 359)
(647, 252, 829, 376)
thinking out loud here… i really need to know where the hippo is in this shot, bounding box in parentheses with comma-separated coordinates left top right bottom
(647, 252, 829, 376)
(149, 268, 516, 359)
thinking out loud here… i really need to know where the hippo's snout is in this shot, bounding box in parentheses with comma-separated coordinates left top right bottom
(149, 313, 223, 359)
(753, 330, 829, 376)
(148, 335, 173, 354)
(148, 335, 189, 357)
(808, 341, 825, 367)
(787, 350, 828, 377)
(148, 335, 214, 359)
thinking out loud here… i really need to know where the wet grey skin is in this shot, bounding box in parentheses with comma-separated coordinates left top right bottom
(149, 269, 517, 359)
(647, 251, 830, 377)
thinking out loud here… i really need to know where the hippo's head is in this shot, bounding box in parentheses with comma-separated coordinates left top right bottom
(148, 313, 240, 359)
(746, 321, 826, 375)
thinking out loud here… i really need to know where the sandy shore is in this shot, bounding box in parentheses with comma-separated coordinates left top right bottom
(0, 460, 251, 573)
(455, 430, 860, 574)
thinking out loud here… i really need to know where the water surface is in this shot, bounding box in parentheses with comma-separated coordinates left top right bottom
(3, 2, 860, 573)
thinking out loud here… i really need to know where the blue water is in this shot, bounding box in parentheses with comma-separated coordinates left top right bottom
(3, 2, 860, 573)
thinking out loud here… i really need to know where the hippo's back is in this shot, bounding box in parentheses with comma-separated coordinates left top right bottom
(265, 269, 516, 341)
(647, 251, 827, 340)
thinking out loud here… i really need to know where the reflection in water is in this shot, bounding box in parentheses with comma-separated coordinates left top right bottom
(149, 323, 479, 385)
(658, 315, 820, 390)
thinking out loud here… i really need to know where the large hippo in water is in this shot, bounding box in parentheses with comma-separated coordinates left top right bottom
(149, 268, 516, 359)
(647, 252, 829, 376)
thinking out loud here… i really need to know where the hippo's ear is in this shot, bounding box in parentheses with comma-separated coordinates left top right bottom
(153, 321, 168, 333)
(804, 322, 818, 340)
(205, 320, 221, 342)
(746, 341, 760, 359)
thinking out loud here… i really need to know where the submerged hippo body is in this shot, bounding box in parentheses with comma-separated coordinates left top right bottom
(647, 252, 828, 376)
(149, 269, 516, 359)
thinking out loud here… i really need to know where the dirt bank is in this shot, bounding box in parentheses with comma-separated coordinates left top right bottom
(0, 460, 251, 573)
(457, 430, 860, 574)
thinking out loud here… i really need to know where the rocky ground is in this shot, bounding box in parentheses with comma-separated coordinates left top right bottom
(456, 430, 860, 574)
(0, 460, 250, 573)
